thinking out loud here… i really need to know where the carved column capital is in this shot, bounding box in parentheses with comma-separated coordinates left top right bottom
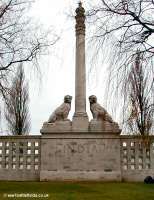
(75, 2, 85, 35)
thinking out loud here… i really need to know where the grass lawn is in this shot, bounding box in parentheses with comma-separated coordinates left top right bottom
(0, 181, 154, 200)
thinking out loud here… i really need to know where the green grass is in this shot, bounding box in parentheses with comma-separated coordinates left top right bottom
(0, 181, 154, 200)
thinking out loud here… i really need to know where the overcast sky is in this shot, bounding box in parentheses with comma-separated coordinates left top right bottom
(4, 0, 110, 135)
(27, 0, 111, 135)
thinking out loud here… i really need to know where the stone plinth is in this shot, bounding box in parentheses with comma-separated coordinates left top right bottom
(40, 119, 121, 134)
(89, 119, 121, 134)
(40, 132, 121, 181)
(72, 116, 89, 131)
(40, 120, 72, 134)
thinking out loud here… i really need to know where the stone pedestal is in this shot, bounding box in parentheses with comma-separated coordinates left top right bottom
(40, 120, 72, 134)
(72, 114, 89, 131)
(89, 119, 121, 134)
(40, 132, 121, 181)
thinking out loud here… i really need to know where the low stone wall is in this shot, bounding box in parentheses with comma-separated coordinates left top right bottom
(0, 134, 154, 181)
(0, 136, 41, 181)
(120, 136, 154, 181)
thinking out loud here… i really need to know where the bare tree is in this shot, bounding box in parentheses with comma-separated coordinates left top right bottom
(0, 0, 58, 99)
(123, 51, 154, 135)
(87, 0, 154, 134)
(5, 64, 30, 135)
(87, 0, 154, 84)
(87, 0, 154, 63)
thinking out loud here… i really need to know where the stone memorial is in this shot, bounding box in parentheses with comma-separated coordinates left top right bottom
(40, 2, 121, 181)
(0, 2, 153, 182)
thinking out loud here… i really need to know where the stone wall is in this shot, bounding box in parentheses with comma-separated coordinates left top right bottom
(0, 136, 41, 181)
(120, 136, 154, 181)
(0, 134, 154, 181)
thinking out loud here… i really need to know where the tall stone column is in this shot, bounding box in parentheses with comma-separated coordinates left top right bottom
(72, 2, 89, 131)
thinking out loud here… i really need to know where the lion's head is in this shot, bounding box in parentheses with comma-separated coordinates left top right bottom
(89, 95, 97, 104)
(64, 95, 72, 104)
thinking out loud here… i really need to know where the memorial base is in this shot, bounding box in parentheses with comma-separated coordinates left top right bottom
(40, 170, 121, 181)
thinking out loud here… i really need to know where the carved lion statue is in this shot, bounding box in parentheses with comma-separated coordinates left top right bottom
(89, 95, 113, 123)
(48, 95, 72, 123)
